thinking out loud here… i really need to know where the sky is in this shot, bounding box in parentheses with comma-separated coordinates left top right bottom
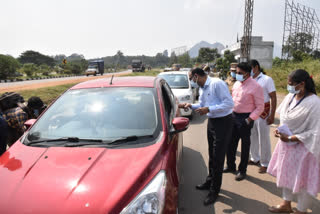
(1, 0, 320, 59)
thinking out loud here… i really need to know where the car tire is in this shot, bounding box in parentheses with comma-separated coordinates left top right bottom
(86, 74, 88, 76)
(94, 73, 96, 76)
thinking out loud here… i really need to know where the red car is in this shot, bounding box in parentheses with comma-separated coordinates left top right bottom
(0, 76, 189, 214)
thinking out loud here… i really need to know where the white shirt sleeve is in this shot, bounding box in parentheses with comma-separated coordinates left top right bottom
(266, 76, 276, 94)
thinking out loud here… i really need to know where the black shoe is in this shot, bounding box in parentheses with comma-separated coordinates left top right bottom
(203, 192, 218, 206)
(235, 172, 246, 181)
(195, 182, 211, 190)
(223, 167, 236, 173)
(248, 160, 260, 166)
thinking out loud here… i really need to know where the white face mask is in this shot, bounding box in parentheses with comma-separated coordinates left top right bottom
(250, 69, 255, 77)
(190, 76, 199, 88)
(287, 84, 300, 94)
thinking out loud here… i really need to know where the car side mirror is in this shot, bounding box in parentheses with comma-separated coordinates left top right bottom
(171, 117, 189, 134)
(24, 119, 36, 129)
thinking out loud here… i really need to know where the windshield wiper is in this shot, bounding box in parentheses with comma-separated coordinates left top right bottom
(25, 137, 103, 146)
(106, 135, 154, 146)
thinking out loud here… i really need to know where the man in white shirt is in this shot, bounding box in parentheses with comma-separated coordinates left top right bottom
(249, 59, 277, 173)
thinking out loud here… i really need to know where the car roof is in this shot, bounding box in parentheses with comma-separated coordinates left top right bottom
(70, 76, 157, 90)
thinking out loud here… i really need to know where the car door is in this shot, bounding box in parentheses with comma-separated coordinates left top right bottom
(160, 81, 183, 184)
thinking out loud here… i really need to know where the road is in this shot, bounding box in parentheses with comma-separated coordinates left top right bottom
(178, 106, 320, 213)
(0, 70, 131, 92)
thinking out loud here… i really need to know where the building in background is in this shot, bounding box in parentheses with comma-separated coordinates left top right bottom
(222, 36, 274, 69)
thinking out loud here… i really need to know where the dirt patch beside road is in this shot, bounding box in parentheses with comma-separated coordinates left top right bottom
(0, 71, 131, 93)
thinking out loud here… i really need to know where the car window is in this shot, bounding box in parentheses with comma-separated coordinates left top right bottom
(161, 82, 175, 127)
(159, 74, 189, 89)
(27, 88, 160, 142)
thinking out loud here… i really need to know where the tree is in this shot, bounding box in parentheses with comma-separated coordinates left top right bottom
(18, 50, 55, 66)
(114, 50, 125, 70)
(177, 53, 192, 67)
(197, 48, 220, 63)
(169, 52, 178, 66)
(223, 50, 236, 64)
(67, 53, 85, 62)
(39, 64, 50, 76)
(283, 32, 313, 58)
(311, 50, 320, 59)
(21, 63, 38, 77)
(53, 54, 67, 64)
(215, 50, 236, 70)
(292, 50, 311, 62)
(71, 63, 82, 74)
(162, 50, 169, 57)
(0, 55, 20, 79)
(272, 57, 283, 67)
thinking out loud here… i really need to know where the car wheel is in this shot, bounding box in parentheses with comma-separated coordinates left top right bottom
(94, 73, 96, 76)
(86, 74, 88, 76)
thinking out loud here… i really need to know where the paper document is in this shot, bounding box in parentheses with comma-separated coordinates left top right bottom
(277, 124, 297, 146)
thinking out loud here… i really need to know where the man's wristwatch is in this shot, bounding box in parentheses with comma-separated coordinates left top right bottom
(245, 118, 250, 125)
(288, 136, 292, 142)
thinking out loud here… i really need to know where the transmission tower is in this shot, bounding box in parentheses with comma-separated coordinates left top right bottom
(281, 0, 320, 59)
(240, 0, 254, 62)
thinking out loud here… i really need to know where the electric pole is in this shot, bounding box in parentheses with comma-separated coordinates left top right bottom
(240, 0, 254, 62)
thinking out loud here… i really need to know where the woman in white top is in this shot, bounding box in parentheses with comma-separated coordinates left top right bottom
(268, 69, 320, 214)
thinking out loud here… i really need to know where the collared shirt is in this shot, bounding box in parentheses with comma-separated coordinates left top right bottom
(2, 107, 28, 130)
(232, 77, 264, 120)
(253, 73, 276, 103)
(191, 77, 234, 118)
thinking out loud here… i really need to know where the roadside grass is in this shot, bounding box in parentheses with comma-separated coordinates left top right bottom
(124, 69, 162, 76)
(16, 70, 162, 105)
(18, 83, 76, 105)
(267, 59, 320, 93)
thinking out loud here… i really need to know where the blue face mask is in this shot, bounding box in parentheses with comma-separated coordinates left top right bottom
(250, 70, 255, 77)
(33, 109, 40, 117)
(236, 74, 244, 82)
(287, 84, 300, 94)
(231, 72, 236, 78)
(190, 80, 199, 88)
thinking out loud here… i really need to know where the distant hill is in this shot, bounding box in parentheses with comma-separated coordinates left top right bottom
(188, 41, 225, 58)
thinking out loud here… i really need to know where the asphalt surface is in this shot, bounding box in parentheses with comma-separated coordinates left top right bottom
(178, 101, 320, 213)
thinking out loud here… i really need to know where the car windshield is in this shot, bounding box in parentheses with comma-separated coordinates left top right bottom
(88, 65, 97, 69)
(160, 74, 189, 89)
(26, 87, 159, 145)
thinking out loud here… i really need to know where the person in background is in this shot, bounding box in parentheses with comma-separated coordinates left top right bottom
(203, 65, 211, 76)
(0, 114, 8, 156)
(224, 62, 264, 181)
(0, 93, 28, 147)
(248, 59, 277, 173)
(267, 69, 320, 214)
(19, 96, 47, 119)
(179, 68, 234, 205)
(225, 63, 237, 91)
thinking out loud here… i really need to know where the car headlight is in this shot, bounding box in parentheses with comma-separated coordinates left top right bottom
(180, 95, 191, 101)
(120, 170, 167, 214)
